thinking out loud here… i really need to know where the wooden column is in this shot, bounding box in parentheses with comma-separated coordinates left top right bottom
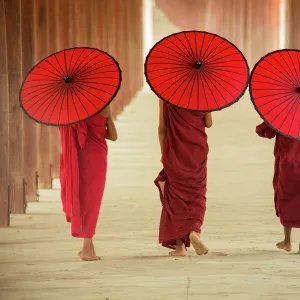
(33, 0, 52, 189)
(285, 0, 300, 48)
(0, 0, 10, 226)
(47, 0, 60, 180)
(21, 0, 38, 202)
(5, 0, 26, 213)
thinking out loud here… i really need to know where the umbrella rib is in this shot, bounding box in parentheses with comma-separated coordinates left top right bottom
(64, 50, 68, 75)
(153, 49, 191, 64)
(194, 32, 198, 62)
(73, 84, 109, 103)
(198, 32, 206, 63)
(278, 51, 299, 87)
(186, 72, 197, 108)
(278, 93, 299, 130)
(205, 68, 245, 85)
(201, 73, 220, 109)
(147, 62, 192, 67)
(169, 38, 194, 63)
(58, 88, 69, 124)
(202, 69, 235, 98)
(252, 79, 295, 89)
(68, 49, 76, 76)
(174, 35, 195, 62)
(205, 68, 244, 88)
(201, 40, 226, 63)
(69, 48, 86, 76)
(165, 71, 194, 103)
(205, 58, 245, 67)
(71, 85, 99, 110)
(47, 86, 67, 124)
(184, 32, 197, 61)
(199, 36, 216, 62)
(70, 85, 91, 116)
(35, 66, 62, 79)
(73, 80, 118, 88)
(202, 70, 229, 106)
(54, 53, 66, 76)
(22, 83, 64, 104)
(71, 55, 108, 78)
(75, 69, 118, 79)
(149, 55, 190, 65)
(22, 81, 61, 91)
(152, 69, 191, 89)
(199, 71, 209, 109)
(287, 51, 300, 87)
(177, 71, 195, 107)
(264, 60, 297, 88)
(254, 91, 295, 100)
(70, 50, 100, 77)
(41, 86, 66, 124)
(150, 68, 189, 81)
(45, 60, 65, 78)
(266, 93, 295, 120)
(160, 70, 193, 95)
(204, 52, 239, 65)
(74, 82, 114, 96)
(76, 75, 120, 80)
(28, 73, 62, 81)
(146, 66, 190, 74)
(297, 52, 300, 86)
(27, 85, 64, 116)
(207, 66, 246, 77)
(69, 86, 80, 122)
(159, 44, 191, 64)
(257, 92, 296, 108)
(254, 70, 295, 89)
(74, 63, 117, 79)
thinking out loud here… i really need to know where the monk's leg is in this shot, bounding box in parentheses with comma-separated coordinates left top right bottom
(79, 238, 101, 261)
(169, 239, 187, 256)
(190, 231, 208, 256)
(276, 226, 292, 252)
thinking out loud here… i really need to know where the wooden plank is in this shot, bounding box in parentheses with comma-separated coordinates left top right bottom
(33, 0, 52, 189)
(5, 0, 25, 213)
(21, 0, 38, 202)
(0, 0, 10, 226)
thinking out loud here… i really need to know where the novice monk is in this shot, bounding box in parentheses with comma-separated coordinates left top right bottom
(59, 105, 117, 261)
(154, 100, 212, 256)
(256, 122, 300, 253)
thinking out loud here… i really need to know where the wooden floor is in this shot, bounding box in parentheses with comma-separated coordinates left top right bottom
(1, 89, 300, 300)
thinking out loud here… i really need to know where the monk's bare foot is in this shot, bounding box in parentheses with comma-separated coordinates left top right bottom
(190, 231, 208, 256)
(168, 249, 187, 256)
(276, 241, 292, 252)
(80, 249, 101, 261)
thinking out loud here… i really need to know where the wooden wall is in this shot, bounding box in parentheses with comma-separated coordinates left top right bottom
(0, 0, 144, 227)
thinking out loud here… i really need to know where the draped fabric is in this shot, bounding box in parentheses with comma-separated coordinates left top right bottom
(155, 103, 209, 248)
(256, 122, 300, 228)
(59, 114, 108, 238)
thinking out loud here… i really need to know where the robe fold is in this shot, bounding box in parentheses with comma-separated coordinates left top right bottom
(59, 114, 108, 238)
(154, 103, 209, 249)
(256, 122, 300, 228)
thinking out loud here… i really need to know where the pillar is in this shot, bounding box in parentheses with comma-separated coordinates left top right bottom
(5, 0, 26, 213)
(0, 0, 10, 226)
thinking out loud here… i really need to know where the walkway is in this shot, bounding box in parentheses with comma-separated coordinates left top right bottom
(1, 89, 300, 300)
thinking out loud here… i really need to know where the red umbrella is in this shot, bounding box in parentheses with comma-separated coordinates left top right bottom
(145, 31, 249, 112)
(250, 49, 300, 140)
(20, 47, 122, 126)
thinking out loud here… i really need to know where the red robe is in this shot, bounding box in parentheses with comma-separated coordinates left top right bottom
(59, 114, 108, 238)
(256, 122, 300, 228)
(154, 103, 209, 249)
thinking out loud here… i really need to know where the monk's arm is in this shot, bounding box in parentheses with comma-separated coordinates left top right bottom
(158, 100, 166, 157)
(204, 112, 213, 128)
(106, 116, 118, 141)
(101, 106, 118, 141)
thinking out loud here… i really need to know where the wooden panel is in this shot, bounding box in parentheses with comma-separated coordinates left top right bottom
(5, 0, 25, 213)
(21, 0, 38, 201)
(0, 0, 10, 226)
(33, 0, 52, 189)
